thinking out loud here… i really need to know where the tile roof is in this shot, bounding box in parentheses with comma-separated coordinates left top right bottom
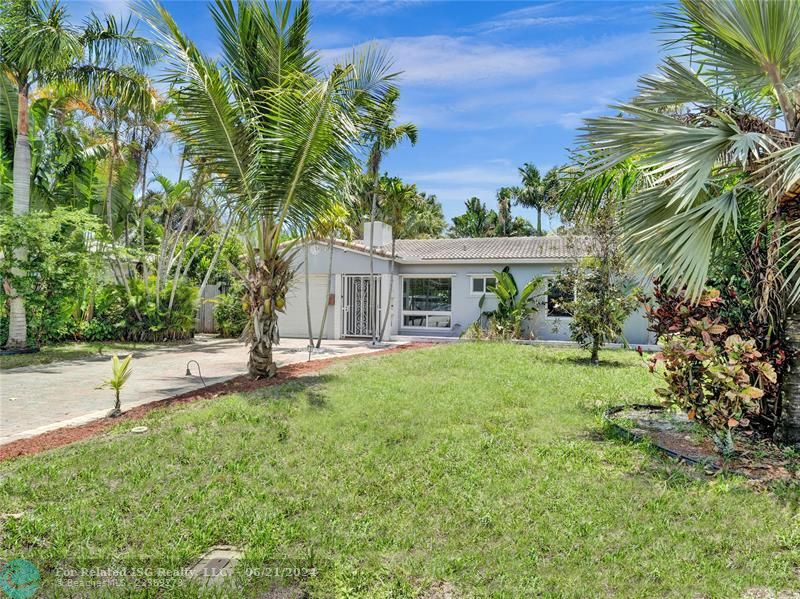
(343, 236, 588, 262)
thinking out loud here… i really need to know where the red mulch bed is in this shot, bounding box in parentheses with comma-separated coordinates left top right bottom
(0, 342, 432, 462)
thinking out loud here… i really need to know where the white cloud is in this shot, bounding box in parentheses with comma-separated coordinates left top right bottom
(313, 0, 426, 17)
(480, 14, 602, 34)
(322, 35, 560, 86)
(322, 31, 655, 91)
(405, 165, 520, 187)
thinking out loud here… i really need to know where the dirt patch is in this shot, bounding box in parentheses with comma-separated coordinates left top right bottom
(0, 343, 432, 462)
(607, 405, 799, 483)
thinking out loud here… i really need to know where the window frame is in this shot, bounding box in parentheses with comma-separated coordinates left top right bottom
(469, 274, 498, 297)
(400, 275, 454, 330)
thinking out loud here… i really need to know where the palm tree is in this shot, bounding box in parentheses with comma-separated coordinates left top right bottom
(377, 176, 418, 340)
(0, 0, 157, 347)
(141, 0, 395, 377)
(515, 163, 561, 235)
(449, 197, 496, 238)
(576, 0, 800, 440)
(310, 200, 353, 348)
(496, 186, 515, 236)
(406, 191, 446, 239)
(363, 87, 417, 344)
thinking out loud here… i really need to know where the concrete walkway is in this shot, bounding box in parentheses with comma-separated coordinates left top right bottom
(0, 335, 405, 445)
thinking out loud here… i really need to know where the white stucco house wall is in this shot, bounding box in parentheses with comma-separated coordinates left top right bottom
(278, 221, 652, 345)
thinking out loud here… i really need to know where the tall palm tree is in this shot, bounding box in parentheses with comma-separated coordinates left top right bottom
(377, 176, 418, 340)
(496, 186, 515, 237)
(514, 163, 561, 235)
(363, 87, 417, 344)
(576, 0, 800, 440)
(0, 0, 157, 347)
(140, 0, 395, 377)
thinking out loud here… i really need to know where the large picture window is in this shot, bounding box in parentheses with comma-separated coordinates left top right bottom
(402, 277, 452, 329)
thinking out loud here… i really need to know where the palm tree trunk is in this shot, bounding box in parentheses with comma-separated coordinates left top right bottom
(536, 208, 542, 236)
(248, 305, 279, 378)
(368, 184, 378, 345)
(6, 81, 31, 348)
(315, 234, 335, 348)
(105, 130, 117, 230)
(378, 237, 396, 341)
(140, 153, 149, 296)
(304, 240, 314, 346)
(781, 307, 800, 443)
(198, 216, 233, 299)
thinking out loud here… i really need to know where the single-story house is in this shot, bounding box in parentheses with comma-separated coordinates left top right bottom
(278, 221, 652, 344)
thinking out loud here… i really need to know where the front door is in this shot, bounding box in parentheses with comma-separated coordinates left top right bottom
(342, 275, 382, 337)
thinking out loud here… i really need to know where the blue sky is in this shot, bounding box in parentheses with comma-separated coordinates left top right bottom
(72, 0, 665, 227)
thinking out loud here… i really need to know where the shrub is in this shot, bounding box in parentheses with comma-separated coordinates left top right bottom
(643, 283, 784, 452)
(652, 329, 776, 455)
(0, 208, 105, 347)
(213, 283, 248, 338)
(87, 277, 198, 342)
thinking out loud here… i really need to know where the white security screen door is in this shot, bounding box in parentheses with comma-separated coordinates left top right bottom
(342, 275, 382, 337)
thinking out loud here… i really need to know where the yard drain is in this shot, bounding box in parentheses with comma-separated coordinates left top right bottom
(187, 545, 243, 584)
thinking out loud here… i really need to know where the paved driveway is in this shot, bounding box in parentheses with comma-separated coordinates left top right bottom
(0, 336, 404, 444)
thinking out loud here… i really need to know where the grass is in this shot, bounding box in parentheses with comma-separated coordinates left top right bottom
(0, 341, 169, 370)
(1, 343, 799, 597)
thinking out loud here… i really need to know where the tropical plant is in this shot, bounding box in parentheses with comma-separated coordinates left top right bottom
(551, 172, 641, 364)
(212, 282, 248, 338)
(495, 187, 514, 237)
(514, 163, 561, 235)
(405, 191, 446, 239)
(105, 353, 133, 417)
(363, 87, 417, 344)
(140, 0, 396, 376)
(643, 282, 786, 435)
(0, 207, 106, 346)
(575, 0, 800, 441)
(552, 246, 640, 364)
(449, 197, 496, 238)
(652, 328, 776, 456)
(477, 267, 544, 339)
(0, 0, 158, 348)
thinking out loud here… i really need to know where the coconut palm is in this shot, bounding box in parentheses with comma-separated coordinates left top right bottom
(0, 0, 158, 348)
(364, 87, 417, 344)
(140, 0, 395, 377)
(577, 0, 800, 440)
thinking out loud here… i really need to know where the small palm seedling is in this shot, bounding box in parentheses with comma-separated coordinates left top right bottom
(106, 354, 133, 418)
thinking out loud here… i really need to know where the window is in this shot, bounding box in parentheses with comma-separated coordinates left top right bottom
(547, 279, 574, 317)
(470, 275, 497, 295)
(402, 277, 452, 329)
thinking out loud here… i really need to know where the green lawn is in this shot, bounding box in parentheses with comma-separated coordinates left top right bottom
(0, 341, 170, 370)
(1, 343, 798, 597)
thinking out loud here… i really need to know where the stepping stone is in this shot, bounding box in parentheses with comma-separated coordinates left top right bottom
(187, 545, 243, 584)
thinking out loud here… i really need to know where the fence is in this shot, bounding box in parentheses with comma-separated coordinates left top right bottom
(195, 284, 221, 333)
